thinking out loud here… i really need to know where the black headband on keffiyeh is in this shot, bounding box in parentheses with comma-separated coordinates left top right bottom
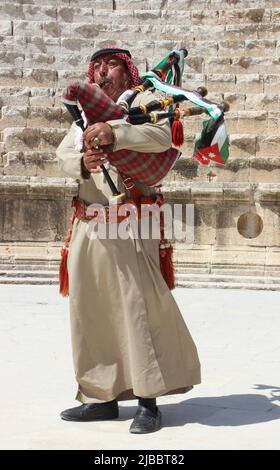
(88, 45, 141, 88)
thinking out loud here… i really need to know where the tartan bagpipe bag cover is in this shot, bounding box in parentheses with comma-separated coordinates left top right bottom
(63, 81, 180, 186)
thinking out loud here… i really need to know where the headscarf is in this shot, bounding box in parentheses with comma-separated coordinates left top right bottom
(87, 45, 141, 88)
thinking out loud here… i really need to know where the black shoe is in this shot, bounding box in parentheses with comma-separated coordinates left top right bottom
(60, 401, 119, 422)
(129, 405, 162, 434)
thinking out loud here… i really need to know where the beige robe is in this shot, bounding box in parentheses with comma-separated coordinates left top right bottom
(56, 90, 201, 403)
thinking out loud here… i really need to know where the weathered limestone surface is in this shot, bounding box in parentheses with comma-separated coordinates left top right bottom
(0, 0, 280, 287)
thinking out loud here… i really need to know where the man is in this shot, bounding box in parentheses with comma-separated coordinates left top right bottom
(56, 46, 201, 434)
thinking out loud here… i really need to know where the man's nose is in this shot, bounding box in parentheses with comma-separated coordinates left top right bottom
(99, 61, 108, 76)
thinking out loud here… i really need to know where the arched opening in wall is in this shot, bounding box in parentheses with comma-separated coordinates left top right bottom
(237, 212, 263, 239)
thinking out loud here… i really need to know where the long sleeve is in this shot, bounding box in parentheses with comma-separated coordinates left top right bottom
(56, 123, 85, 179)
(107, 90, 172, 153)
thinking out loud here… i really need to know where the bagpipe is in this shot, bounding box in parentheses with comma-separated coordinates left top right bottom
(62, 48, 230, 196)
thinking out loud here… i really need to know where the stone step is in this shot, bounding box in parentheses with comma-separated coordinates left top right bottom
(172, 156, 280, 184)
(0, 86, 279, 113)
(0, 276, 58, 285)
(1, 272, 279, 289)
(2, 107, 280, 134)
(6, 0, 280, 13)
(0, 5, 278, 26)
(0, 263, 59, 271)
(1, 18, 280, 43)
(175, 272, 280, 290)
(2, 151, 280, 182)
(1, 35, 280, 62)
(0, 269, 58, 278)
(3, 125, 280, 155)
(0, 106, 71, 130)
(3, 51, 280, 75)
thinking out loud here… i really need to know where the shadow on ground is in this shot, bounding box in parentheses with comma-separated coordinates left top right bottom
(119, 385, 280, 427)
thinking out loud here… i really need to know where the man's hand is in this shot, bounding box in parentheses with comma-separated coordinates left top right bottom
(82, 148, 108, 174)
(83, 123, 115, 149)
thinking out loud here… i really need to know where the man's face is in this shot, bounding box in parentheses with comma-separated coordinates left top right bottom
(92, 54, 130, 102)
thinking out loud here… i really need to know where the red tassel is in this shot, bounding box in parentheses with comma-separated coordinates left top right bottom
(160, 241, 175, 290)
(171, 105, 184, 147)
(59, 209, 76, 297)
(59, 246, 69, 297)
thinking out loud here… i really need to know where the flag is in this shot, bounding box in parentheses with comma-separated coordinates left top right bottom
(193, 115, 229, 165)
(141, 72, 222, 120)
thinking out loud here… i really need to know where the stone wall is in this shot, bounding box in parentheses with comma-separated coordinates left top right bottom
(0, 0, 280, 287)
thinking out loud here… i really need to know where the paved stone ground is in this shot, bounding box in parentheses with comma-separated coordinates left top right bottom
(0, 285, 279, 450)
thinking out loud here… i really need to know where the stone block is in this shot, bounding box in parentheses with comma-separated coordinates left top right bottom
(247, 205, 280, 247)
(22, 68, 57, 86)
(39, 128, 67, 150)
(223, 93, 245, 111)
(267, 112, 280, 134)
(60, 37, 94, 53)
(245, 93, 279, 111)
(190, 182, 224, 204)
(206, 74, 236, 92)
(228, 111, 268, 134)
(27, 107, 62, 128)
(0, 68, 22, 86)
(2, 198, 67, 242)
(245, 39, 276, 57)
(205, 57, 231, 74)
(212, 246, 266, 266)
(24, 53, 56, 68)
(25, 37, 60, 55)
(257, 136, 280, 157)
(225, 23, 258, 40)
(191, 9, 219, 25)
(0, 106, 28, 130)
(3, 151, 63, 177)
(0, 21, 12, 36)
(193, 205, 217, 245)
(13, 20, 43, 36)
(0, 4, 24, 20)
(173, 244, 212, 267)
(115, 0, 162, 9)
(249, 157, 280, 183)
(218, 40, 245, 57)
(30, 88, 55, 107)
(188, 41, 218, 57)
(233, 56, 280, 74)
(94, 9, 134, 23)
(192, 25, 225, 41)
(74, 0, 112, 7)
(58, 7, 93, 23)
(236, 74, 263, 93)
(0, 36, 27, 54)
(0, 51, 25, 67)
(42, 21, 62, 38)
(70, 23, 100, 38)
(219, 7, 269, 24)
(258, 23, 280, 40)
(22, 5, 57, 21)
(0, 87, 30, 107)
(223, 183, 251, 202)
(229, 134, 257, 158)
(197, 158, 250, 183)
(255, 183, 280, 203)
(266, 247, 280, 267)
(263, 74, 280, 92)
(3, 127, 41, 151)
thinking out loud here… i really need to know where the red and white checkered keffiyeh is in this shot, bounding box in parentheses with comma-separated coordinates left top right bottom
(87, 45, 141, 88)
